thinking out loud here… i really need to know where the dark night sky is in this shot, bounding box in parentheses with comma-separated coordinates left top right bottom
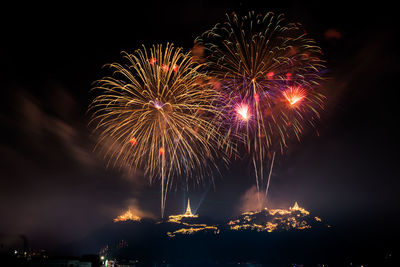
(1, 1, 399, 251)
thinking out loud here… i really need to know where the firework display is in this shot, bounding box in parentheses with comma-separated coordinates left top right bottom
(89, 11, 326, 216)
(89, 44, 222, 217)
(195, 11, 326, 208)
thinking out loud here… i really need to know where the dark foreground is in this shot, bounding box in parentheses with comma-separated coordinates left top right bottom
(1, 218, 397, 266)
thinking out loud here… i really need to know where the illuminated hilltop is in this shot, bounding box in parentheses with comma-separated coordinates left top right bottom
(111, 201, 330, 237)
(113, 209, 141, 222)
(97, 201, 333, 263)
(167, 199, 198, 223)
(166, 199, 219, 237)
(227, 202, 329, 232)
(163, 201, 329, 237)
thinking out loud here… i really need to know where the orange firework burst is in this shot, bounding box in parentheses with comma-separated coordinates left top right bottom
(283, 86, 307, 106)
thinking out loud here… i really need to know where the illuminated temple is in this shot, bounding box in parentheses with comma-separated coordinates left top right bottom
(184, 199, 194, 216)
(113, 209, 141, 222)
(167, 199, 198, 224)
(166, 199, 219, 237)
(227, 202, 328, 232)
(102, 201, 333, 263)
(112, 201, 330, 238)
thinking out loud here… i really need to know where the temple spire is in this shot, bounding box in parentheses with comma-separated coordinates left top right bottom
(184, 198, 193, 216)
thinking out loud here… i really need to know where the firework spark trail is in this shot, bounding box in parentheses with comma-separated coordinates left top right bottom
(89, 43, 223, 218)
(196, 11, 326, 209)
(265, 151, 276, 208)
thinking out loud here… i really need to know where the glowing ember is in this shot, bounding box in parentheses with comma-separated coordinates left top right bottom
(149, 57, 157, 64)
(159, 147, 165, 156)
(283, 86, 307, 106)
(129, 137, 137, 146)
(113, 209, 141, 222)
(161, 64, 169, 72)
(254, 93, 259, 103)
(236, 103, 250, 121)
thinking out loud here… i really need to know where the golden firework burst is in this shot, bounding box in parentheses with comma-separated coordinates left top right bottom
(89, 43, 223, 217)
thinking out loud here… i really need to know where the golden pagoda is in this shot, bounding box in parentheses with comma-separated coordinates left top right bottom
(184, 198, 193, 216)
(167, 198, 198, 223)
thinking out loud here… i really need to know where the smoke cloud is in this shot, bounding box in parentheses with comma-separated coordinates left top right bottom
(237, 185, 266, 213)
(0, 86, 150, 248)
